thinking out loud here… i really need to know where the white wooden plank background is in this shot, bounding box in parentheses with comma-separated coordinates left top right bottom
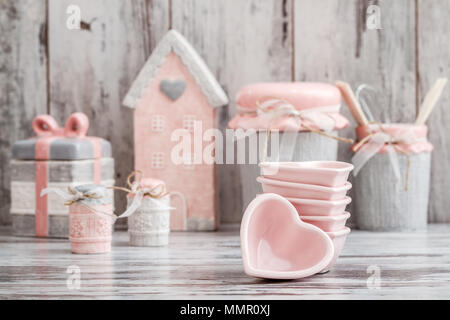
(1, 224, 450, 299)
(294, 0, 417, 224)
(47, 0, 169, 227)
(0, 0, 48, 225)
(171, 0, 293, 222)
(417, 0, 450, 222)
(0, 0, 449, 225)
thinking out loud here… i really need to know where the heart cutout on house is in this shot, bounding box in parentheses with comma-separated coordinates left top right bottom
(240, 193, 334, 280)
(160, 79, 186, 101)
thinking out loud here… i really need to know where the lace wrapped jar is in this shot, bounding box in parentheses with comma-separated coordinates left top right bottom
(228, 82, 350, 210)
(352, 123, 433, 231)
(126, 178, 171, 247)
(69, 184, 114, 254)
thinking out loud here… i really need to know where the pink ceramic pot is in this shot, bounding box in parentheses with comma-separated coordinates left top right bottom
(320, 227, 351, 273)
(69, 203, 113, 254)
(301, 212, 351, 232)
(229, 82, 350, 131)
(241, 193, 334, 279)
(236, 82, 342, 112)
(286, 196, 351, 216)
(356, 123, 428, 141)
(257, 176, 352, 200)
(259, 161, 353, 187)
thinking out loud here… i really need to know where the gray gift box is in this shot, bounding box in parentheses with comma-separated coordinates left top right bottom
(10, 136, 115, 238)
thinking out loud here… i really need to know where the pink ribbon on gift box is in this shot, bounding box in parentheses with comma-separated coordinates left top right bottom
(32, 113, 103, 237)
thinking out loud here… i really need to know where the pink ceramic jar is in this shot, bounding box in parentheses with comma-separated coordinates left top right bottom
(229, 82, 350, 210)
(69, 185, 114, 254)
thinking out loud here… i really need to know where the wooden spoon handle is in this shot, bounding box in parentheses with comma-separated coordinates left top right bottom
(335, 81, 369, 126)
(416, 78, 448, 125)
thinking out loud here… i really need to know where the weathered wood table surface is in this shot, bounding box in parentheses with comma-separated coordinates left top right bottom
(1, 224, 449, 299)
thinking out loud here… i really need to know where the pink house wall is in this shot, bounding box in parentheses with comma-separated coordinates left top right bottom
(134, 52, 216, 230)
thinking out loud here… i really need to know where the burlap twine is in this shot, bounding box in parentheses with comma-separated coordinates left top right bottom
(252, 97, 354, 163)
(352, 122, 412, 191)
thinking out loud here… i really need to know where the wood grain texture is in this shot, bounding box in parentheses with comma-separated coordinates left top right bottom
(294, 0, 416, 225)
(0, 0, 48, 225)
(417, 0, 450, 222)
(1, 224, 450, 299)
(354, 152, 430, 231)
(171, 0, 293, 223)
(1, 0, 450, 226)
(47, 0, 169, 228)
(294, 0, 416, 122)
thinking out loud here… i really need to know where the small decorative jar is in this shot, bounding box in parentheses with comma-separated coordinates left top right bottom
(68, 184, 114, 254)
(126, 178, 171, 247)
(228, 82, 350, 209)
(352, 123, 433, 231)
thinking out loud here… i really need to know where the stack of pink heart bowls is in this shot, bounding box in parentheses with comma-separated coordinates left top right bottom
(257, 161, 354, 273)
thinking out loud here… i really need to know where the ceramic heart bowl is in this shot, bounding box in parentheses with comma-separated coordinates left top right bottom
(257, 176, 352, 201)
(300, 212, 351, 232)
(260, 161, 354, 187)
(240, 193, 334, 280)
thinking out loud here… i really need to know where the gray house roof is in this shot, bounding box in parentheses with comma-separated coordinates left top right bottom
(123, 29, 229, 109)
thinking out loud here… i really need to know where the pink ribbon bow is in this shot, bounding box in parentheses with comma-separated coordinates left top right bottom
(31, 112, 103, 237)
(32, 112, 90, 138)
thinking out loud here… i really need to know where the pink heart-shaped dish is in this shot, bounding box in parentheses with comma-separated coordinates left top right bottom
(240, 193, 334, 279)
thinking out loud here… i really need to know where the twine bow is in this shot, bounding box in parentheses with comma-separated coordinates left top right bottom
(351, 122, 424, 191)
(40, 171, 186, 223)
(64, 186, 103, 205)
(32, 113, 90, 138)
(40, 185, 117, 222)
(242, 97, 354, 162)
(110, 171, 186, 220)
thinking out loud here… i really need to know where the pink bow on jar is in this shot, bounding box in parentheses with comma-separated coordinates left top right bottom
(32, 112, 90, 138)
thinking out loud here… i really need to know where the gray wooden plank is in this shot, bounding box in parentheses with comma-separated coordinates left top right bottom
(294, 0, 416, 122)
(171, 0, 293, 223)
(0, 0, 48, 225)
(294, 0, 416, 226)
(47, 0, 170, 228)
(1, 224, 450, 299)
(354, 152, 430, 230)
(417, 0, 450, 222)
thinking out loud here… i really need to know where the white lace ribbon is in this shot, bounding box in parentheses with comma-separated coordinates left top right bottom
(352, 127, 425, 178)
(237, 99, 339, 133)
(40, 186, 118, 223)
(115, 182, 187, 221)
(40, 184, 186, 223)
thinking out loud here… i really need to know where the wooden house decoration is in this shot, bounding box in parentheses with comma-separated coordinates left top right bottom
(123, 30, 228, 231)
